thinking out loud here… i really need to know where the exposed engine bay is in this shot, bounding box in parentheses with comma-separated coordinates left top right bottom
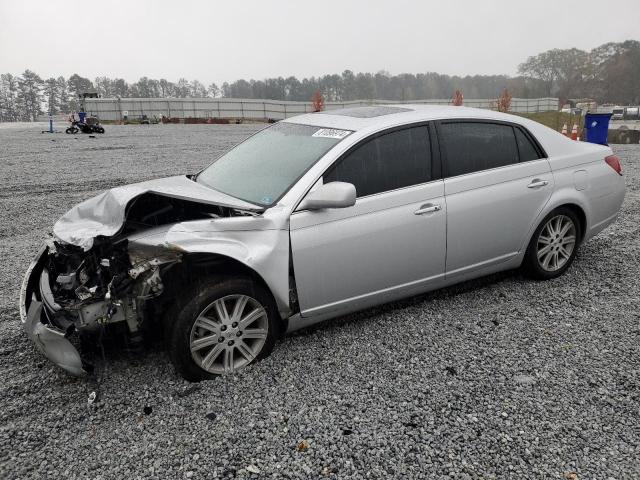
(39, 193, 255, 340)
(42, 237, 173, 336)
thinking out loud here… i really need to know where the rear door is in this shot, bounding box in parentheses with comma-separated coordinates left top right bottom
(290, 123, 446, 318)
(437, 120, 553, 277)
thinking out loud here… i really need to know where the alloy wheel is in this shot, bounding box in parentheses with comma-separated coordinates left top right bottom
(536, 214, 576, 272)
(189, 294, 268, 374)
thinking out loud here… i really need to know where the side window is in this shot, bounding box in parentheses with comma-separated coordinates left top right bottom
(440, 122, 519, 177)
(324, 125, 432, 197)
(515, 127, 542, 162)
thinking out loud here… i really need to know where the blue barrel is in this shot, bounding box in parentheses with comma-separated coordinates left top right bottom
(583, 113, 612, 145)
(78, 111, 86, 123)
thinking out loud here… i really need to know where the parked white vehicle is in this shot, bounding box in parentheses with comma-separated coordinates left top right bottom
(624, 106, 639, 119)
(20, 105, 625, 381)
(612, 107, 625, 120)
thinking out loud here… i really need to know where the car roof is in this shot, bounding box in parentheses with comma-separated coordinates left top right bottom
(282, 104, 604, 160)
(283, 104, 531, 133)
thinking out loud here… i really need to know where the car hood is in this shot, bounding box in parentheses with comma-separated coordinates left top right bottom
(53, 175, 262, 251)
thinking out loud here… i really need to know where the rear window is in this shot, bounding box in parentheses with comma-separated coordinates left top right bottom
(440, 122, 519, 177)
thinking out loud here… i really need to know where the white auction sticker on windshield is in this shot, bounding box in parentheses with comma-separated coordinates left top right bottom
(312, 128, 351, 139)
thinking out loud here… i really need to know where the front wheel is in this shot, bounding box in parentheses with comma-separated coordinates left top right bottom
(166, 277, 279, 381)
(65, 127, 78, 134)
(523, 207, 581, 280)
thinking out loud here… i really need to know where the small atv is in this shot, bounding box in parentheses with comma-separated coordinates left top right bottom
(66, 117, 105, 134)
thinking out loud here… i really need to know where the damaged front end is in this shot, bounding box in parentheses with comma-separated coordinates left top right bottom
(20, 237, 181, 377)
(20, 175, 288, 378)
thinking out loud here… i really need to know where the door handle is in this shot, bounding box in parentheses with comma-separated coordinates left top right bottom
(527, 179, 549, 188)
(414, 203, 441, 215)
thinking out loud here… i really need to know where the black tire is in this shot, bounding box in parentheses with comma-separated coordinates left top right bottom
(166, 276, 279, 382)
(522, 207, 581, 280)
(65, 127, 78, 134)
(95, 126, 105, 134)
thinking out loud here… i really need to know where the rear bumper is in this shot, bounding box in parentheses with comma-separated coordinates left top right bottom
(19, 246, 87, 377)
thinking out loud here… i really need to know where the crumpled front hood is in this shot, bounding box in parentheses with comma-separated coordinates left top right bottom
(53, 175, 261, 251)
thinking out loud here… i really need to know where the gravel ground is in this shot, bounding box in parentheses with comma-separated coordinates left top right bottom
(1, 123, 639, 479)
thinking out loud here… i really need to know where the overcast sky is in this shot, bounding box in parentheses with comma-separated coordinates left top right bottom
(1, 0, 638, 84)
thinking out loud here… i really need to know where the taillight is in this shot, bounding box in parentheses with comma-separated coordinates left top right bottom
(605, 155, 622, 176)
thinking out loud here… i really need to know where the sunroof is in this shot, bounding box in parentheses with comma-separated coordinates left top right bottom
(322, 106, 413, 118)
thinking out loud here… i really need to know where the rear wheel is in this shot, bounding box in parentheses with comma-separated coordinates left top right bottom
(166, 277, 278, 381)
(523, 207, 581, 279)
(65, 126, 78, 134)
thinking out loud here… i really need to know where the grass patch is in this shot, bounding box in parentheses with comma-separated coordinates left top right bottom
(516, 111, 584, 137)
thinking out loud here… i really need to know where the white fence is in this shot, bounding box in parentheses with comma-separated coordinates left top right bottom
(83, 97, 560, 122)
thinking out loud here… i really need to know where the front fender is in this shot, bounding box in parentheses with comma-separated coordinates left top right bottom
(129, 223, 291, 315)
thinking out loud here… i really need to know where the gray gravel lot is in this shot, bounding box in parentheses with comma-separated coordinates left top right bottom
(1, 123, 639, 479)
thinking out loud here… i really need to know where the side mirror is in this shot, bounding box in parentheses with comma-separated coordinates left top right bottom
(299, 182, 356, 211)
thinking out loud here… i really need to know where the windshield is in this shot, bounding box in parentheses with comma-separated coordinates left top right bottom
(197, 123, 351, 206)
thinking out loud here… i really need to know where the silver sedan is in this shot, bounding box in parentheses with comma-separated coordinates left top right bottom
(20, 105, 625, 381)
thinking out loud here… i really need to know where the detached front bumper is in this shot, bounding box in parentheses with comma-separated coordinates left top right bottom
(19, 245, 88, 377)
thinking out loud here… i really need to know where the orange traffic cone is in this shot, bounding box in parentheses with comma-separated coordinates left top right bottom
(570, 124, 578, 140)
(561, 124, 568, 136)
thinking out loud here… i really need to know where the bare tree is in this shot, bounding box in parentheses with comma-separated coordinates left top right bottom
(452, 89, 464, 106)
(495, 88, 512, 112)
(113, 78, 129, 97)
(148, 79, 161, 97)
(311, 90, 325, 112)
(518, 48, 589, 98)
(190, 80, 208, 97)
(221, 82, 231, 98)
(589, 40, 640, 104)
(176, 78, 190, 97)
(131, 77, 152, 97)
(95, 76, 114, 97)
(208, 82, 220, 98)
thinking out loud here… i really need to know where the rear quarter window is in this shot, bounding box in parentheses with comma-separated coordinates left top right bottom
(514, 127, 543, 162)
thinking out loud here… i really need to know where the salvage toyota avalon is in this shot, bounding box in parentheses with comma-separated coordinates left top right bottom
(20, 105, 625, 381)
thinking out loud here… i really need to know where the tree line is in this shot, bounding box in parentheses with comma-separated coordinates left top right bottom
(1, 40, 638, 122)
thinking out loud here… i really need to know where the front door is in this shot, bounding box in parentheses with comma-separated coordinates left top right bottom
(290, 124, 447, 319)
